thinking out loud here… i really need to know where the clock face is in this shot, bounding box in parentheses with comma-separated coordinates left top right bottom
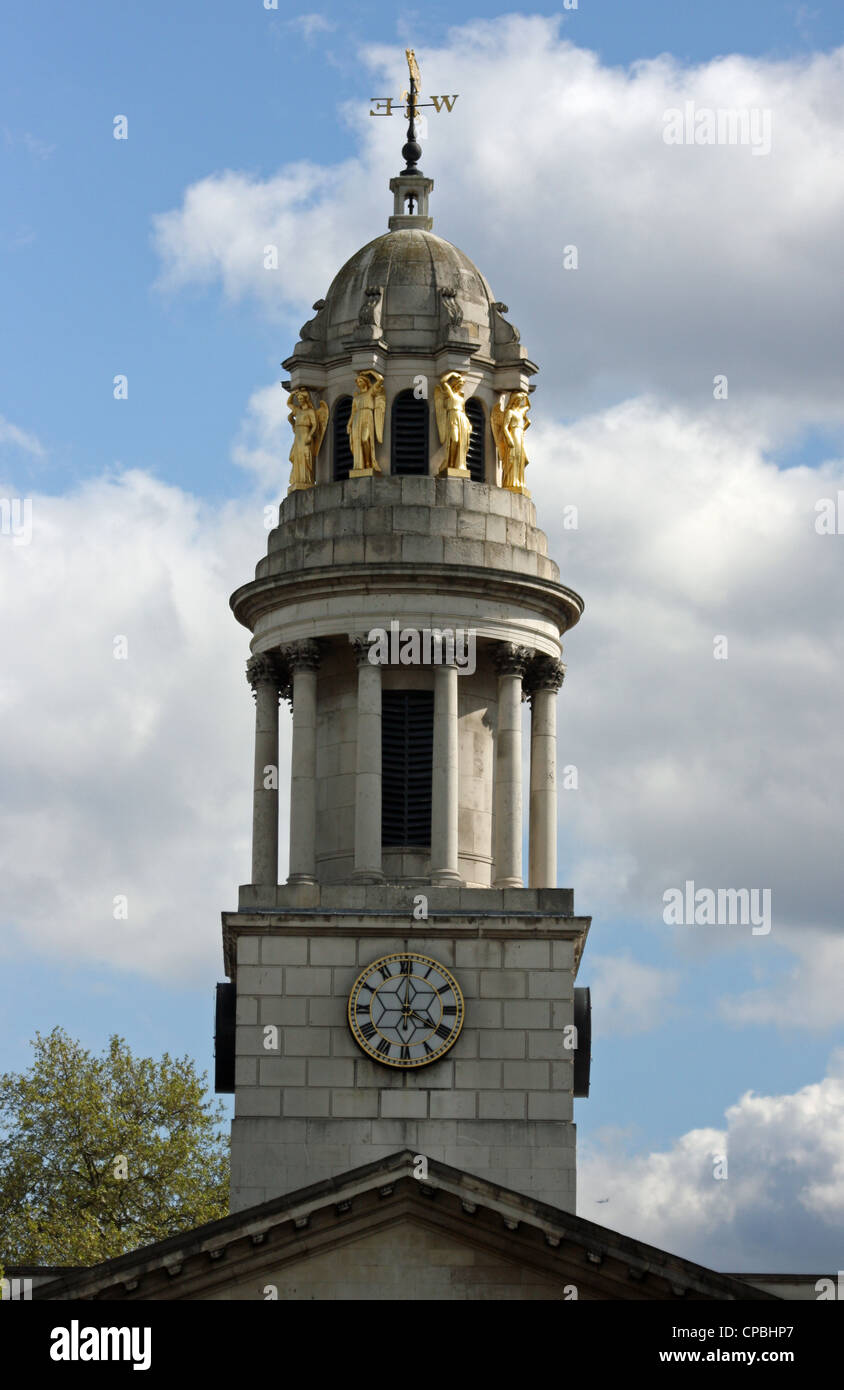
(348, 953, 464, 1068)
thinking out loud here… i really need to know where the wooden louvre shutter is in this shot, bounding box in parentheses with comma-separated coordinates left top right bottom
(391, 390, 429, 476)
(382, 690, 434, 847)
(465, 397, 485, 483)
(333, 396, 353, 480)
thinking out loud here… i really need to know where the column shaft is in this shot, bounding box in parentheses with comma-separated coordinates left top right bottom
(431, 663, 460, 882)
(529, 686, 557, 888)
(526, 655, 565, 890)
(494, 646, 530, 888)
(287, 656, 319, 884)
(248, 658, 281, 888)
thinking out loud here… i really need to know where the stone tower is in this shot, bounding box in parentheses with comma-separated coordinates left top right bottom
(218, 137, 591, 1215)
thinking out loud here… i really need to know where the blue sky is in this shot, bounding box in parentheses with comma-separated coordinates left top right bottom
(3, 2, 844, 1270)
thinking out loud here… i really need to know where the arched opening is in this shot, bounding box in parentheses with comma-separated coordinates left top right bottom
(333, 396, 353, 481)
(391, 389, 429, 476)
(465, 397, 485, 483)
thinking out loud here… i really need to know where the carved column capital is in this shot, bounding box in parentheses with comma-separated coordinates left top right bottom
(349, 633, 379, 668)
(283, 639, 321, 673)
(493, 642, 533, 679)
(246, 651, 283, 689)
(524, 654, 566, 700)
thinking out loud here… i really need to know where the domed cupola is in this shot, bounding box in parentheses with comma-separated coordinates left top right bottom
(290, 215, 527, 370)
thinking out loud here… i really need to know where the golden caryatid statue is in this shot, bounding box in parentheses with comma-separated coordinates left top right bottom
(348, 370, 386, 476)
(286, 389, 329, 493)
(435, 371, 472, 476)
(491, 390, 531, 494)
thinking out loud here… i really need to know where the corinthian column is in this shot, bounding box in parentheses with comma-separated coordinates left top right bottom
(350, 635, 384, 882)
(526, 654, 566, 889)
(285, 640, 321, 884)
(431, 661, 460, 883)
(493, 644, 532, 888)
(246, 652, 286, 890)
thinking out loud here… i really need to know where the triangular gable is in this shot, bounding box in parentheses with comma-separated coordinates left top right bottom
(28, 1151, 778, 1302)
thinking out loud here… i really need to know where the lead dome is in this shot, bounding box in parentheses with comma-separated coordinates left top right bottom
(289, 172, 529, 367)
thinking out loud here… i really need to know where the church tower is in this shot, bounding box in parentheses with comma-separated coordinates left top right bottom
(217, 73, 591, 1216)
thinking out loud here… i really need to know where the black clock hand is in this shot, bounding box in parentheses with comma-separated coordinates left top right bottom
(410, 1007, 438, 1027)
(400, 971, 413, 1030)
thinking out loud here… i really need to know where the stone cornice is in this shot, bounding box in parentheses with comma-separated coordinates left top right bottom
(221, 901, 592, 980)
(231, 564, 583, 639)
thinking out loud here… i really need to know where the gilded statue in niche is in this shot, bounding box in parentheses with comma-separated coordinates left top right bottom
(286, 389, 329, 493)
(348, 370, 386, 475)
(434, 371, 472, 475)
(492, 390, 531, 493)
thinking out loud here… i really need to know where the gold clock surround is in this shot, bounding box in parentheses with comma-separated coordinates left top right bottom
(348, 952, 465, 1068)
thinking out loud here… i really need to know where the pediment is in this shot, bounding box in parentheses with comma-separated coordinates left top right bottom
(29, 1152, 777, 1303)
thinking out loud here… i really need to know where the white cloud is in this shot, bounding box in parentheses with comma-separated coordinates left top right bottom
(152, 162, 366, 315)
(720, 930, 844, 1031)
(0, 468, 292, 982)
(232, 383, 293, 490)
(21, 131, 56, 161)
(2, 129, 55, 161)
(579, 1052, 844, 1269)
(529, 400, 844, 959)
(587, 954, 679, 1036)
(287, 13, 335, 42)
(0, 414, 46, 458)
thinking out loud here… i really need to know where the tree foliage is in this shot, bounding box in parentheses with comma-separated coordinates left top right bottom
(0, 1027, 229, 1266)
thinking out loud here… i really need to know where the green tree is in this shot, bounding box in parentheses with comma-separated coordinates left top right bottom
(0, 1027, 229, 1266)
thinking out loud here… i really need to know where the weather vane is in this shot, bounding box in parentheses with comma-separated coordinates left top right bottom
(370, 49, 458, 172)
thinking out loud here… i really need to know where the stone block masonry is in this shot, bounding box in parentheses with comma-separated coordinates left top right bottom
(228, 908, 586, 1214)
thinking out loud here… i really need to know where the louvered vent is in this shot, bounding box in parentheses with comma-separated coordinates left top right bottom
(333, 396, 353, 481)
(391, 390, 429, 476)
(382, 690, 434, 847)
(465, 398, 485, 483)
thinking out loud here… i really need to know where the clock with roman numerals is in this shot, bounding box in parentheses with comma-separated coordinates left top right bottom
(348, 952, 464, 1067)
